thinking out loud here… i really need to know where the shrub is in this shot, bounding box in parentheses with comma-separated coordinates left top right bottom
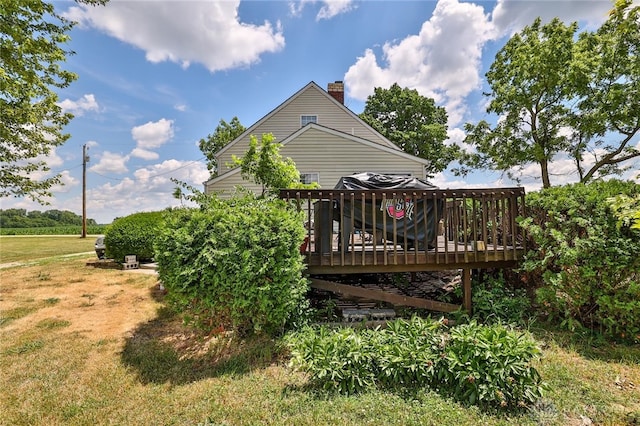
(374, 316, 444, 390)
(608, 193, 640, 234)
(154, 193, 309, 336)
(286, 317, 545, 408)
(520, 180, 640, 341)
(104, 211, 164, 262)
(288, 325, 379, 394)
(438, 321, 544, 408)
(469, 274, 532, 326)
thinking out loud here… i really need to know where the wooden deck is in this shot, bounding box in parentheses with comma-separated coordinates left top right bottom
(280, 187, 527, 313)
(303, 235, 524, 274)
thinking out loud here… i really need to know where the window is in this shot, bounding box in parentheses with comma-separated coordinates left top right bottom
(300, 115, 317, 126)
(300, 172, 319, 185)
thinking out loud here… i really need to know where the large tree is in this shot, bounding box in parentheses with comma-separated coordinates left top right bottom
(458, 18, 578, 188)
(1, 0, 105, 202)
(571, 0, 640, 182)
(359, 83, 455, 177)
(199, 116, 246, 178)
(458, 1, 639, 188)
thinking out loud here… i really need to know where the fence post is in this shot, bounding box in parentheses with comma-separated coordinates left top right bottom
(462, 268, 472, 314)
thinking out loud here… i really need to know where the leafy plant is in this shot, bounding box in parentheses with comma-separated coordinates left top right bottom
(287, 325, 379, 394)
(155, 193, 309, 336)
(104, 211, 164, 262)
(286, 317, 545, 408)
(469, 274, 531, 326)
(231, 133, 306, 197)
(520, 180, 640, 341)
(608, 193, 640, 234)
(438, 321, 544, 408)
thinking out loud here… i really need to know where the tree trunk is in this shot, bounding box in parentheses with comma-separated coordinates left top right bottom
(540, 159, 551, 188)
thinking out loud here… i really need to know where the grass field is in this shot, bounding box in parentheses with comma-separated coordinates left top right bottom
(0, 235, 99, 264)
(1, 241, 639, 425)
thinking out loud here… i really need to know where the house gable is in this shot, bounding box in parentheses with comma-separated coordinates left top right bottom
(210, 81, 399, 184)
(205, 123, 428, 194)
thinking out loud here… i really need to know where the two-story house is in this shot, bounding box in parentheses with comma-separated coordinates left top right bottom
(204, 81, 433, 194)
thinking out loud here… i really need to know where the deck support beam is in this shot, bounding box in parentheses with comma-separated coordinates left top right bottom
(310, 278, 460, 313)
(462, 268, 472, 315)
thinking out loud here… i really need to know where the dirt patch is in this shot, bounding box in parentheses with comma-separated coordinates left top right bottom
(0, 258, 162, 343)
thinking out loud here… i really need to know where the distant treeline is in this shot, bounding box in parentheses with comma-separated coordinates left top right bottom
(0, 208, 99, 229)
(0, 225, 109, 236)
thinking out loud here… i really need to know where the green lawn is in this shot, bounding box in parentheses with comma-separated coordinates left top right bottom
(0, 235, 99, 264)
(1, 241, 639, 425)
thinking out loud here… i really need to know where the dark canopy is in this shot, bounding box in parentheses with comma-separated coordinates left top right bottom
(332, 173, 442, 250)
(334, 172, 438, 191)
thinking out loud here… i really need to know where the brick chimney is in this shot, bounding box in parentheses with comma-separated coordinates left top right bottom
(327, 81, 344, 104)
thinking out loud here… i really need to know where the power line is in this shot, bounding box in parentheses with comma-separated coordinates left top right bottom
(87, 157, 206, 181)
(89, 170, 125, 181)
(139, 157, 206, 178)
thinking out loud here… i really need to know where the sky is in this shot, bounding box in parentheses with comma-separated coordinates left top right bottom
(3, 0, 639, 224)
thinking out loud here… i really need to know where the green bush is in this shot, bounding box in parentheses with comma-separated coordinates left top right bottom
(154, 193, 309, 336)
(520, 180, 640, 341)
(608, 193, 640, 234)
(286, 317, 545, 408)
(438, 321, 544, 408)
(288, 325, 379, 394)
(104, 211, 164, 262)
(374, 316, 443, 390)
(469, 274, 531, 326)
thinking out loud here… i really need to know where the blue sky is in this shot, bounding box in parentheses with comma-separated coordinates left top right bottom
(4, 0, 638, 224)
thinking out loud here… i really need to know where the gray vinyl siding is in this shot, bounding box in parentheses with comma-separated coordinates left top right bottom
(207, 127, 426, 196)
(204, 170, 262, 197)
(216, 84, 391, 172)
(281, 128, 425, 189)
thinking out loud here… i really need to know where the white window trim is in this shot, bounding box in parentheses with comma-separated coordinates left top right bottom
(300, 115, 318, 127)
(300, 172, 320, 185)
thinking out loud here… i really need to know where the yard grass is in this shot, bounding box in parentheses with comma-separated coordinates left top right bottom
(0, 250, 639, 425)
(0, 235, 99, 264)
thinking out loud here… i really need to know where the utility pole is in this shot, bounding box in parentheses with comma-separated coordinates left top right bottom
(82, 144, 88, 238)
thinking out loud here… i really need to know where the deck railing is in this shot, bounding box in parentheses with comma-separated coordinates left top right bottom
(280, 187, 526, 273)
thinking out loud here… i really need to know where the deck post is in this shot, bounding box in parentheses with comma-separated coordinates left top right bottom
(462, 268, 472, 315)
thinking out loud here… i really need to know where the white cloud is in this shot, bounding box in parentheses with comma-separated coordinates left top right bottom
(447, 127, 476, 154)
(289, 0, 355, 19)
(491, 0, 614, 36)
(87, 119, 176, 177)
(133, 159, 210, 190)
(429, 172, 476, 189)
(174, 103, 187, 112)
(343, 0, 627, 127)
(446, 128, 466, 144)
(317, 0, 356, 20)
(57, 94, 99, 116)
(64, 1, 285, 73)
(130, 148, 160, 161)
(344, 0, 495, 126)
(17, 148, 66, 183)
(131, 118, 174, 150)
(48, 170, 79, 194)
(88, 151, 129, 174)
(84, 159, 209, 223)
